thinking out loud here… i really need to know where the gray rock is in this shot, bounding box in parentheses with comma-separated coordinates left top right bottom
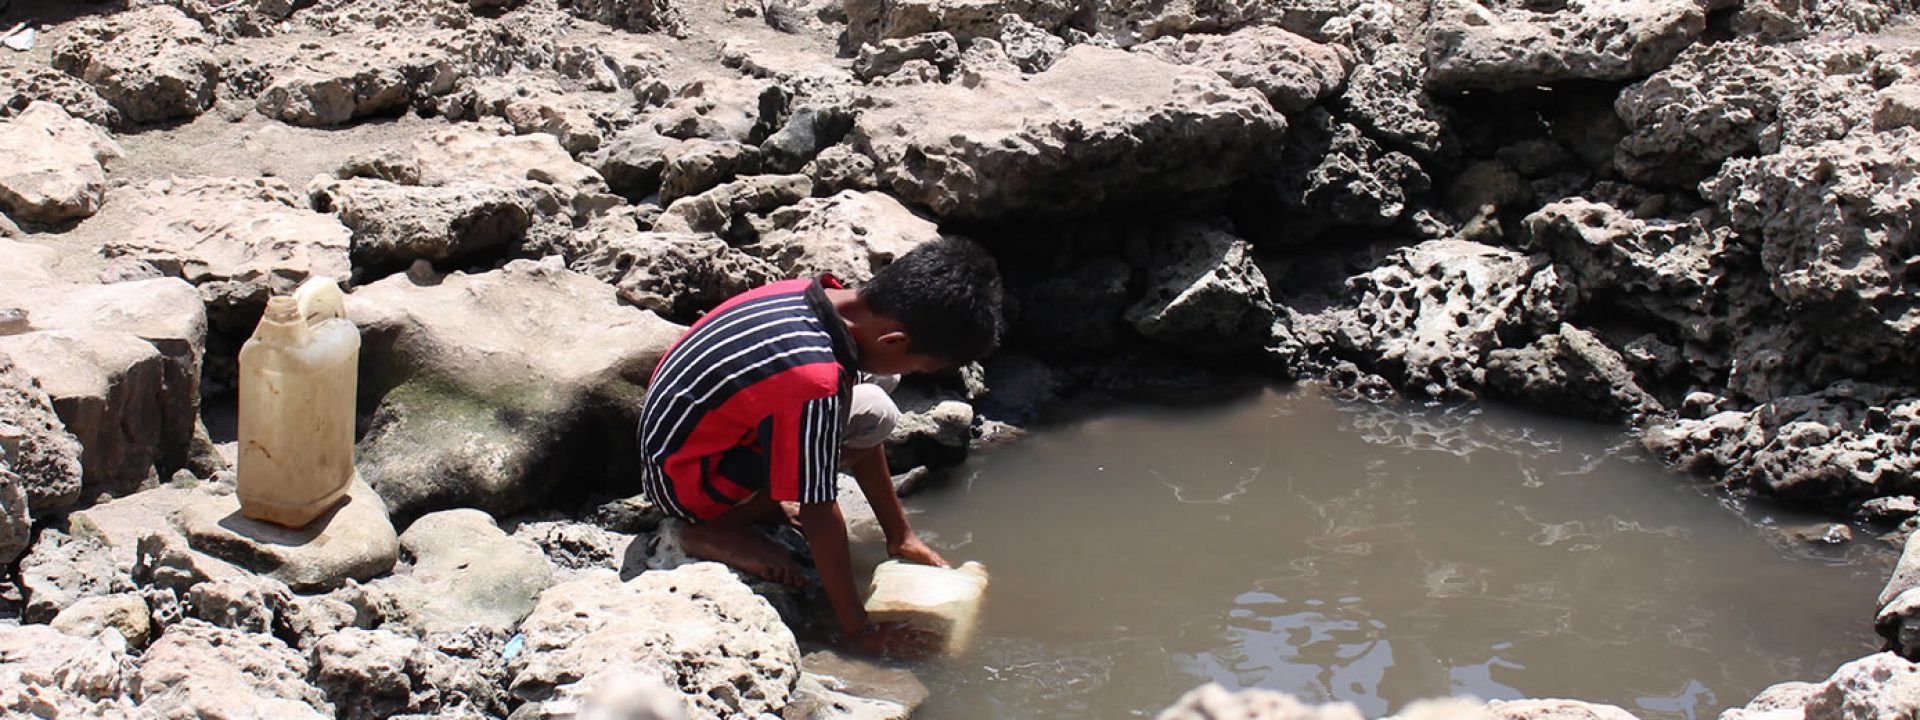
(1614, 41, 1838, 187)
(0, 66, 120, 130)
(1887, 529, 1920, 608)
(659, 139, 761, 204)
(992, 16, 1067, 73)
(510, 564, 799, 718)
(1643, 384, 1920, 503)
(177, 480, 399, 592)
(132, 523, 253, 596)
(1802, 653, 1920, 720)
(0, 463, 23, 568)
(853, 46, 1285, 221)
(1485, 325, 1660, 423)
(255, 31, 467, 126)
(588, 128, 682, 200)
(134, 620, 332, 719)
(0, 102, 123, 224)
(574, 232, 781, 321)
(854, 32, 960, 81)
(652, 77, 787, 144)
(748, 190, 943, 284)
(1133, 26, 1350, 113)
(512, 519, 630, 572)
(97, 176, 353, 331)
(187, 574, 294, 634)
(50, 6, 220, 124)
(20, 530, 132, 623)
(1734, 0, 1919, 41)
(406, 126, 616, 223)
(1424, 0, 1706, 94)
(1125, 223, 1275, 354)
(845, 0, 1074, 48)
(1336, 240, 1562, 399)
(1241, 108, 1427, 247)
(50, 593, 152, 648)
(367, 509, 555, 636)
(887, 385, 974, 470)
(348, 259, 684, 522)
(1723, 680, 1823, 720)
(655, 173, 813, 236)
(0, 351, 84, 517)
(1079, 0, 1282, 47)
(312, 627, 509, 720)
(558, 0, 687, 35)
(761, 103, 857, 175)
(786, 673, 911, 720)
(0, 622, 138, 717)
(310, 177, 535, 276)
(1524, 199, 1735, 345)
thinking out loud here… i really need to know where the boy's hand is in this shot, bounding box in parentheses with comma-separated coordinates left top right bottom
(847, 621, 940, 660)
(887, 534, 949, 568)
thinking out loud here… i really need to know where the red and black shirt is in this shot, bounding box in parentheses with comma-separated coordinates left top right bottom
(637, 277, 859, 521)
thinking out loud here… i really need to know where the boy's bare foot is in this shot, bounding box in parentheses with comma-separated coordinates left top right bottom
(678, 521, 808, 587)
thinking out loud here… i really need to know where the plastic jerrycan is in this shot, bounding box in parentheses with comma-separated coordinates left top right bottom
(863, 560, 991, 657)
(237, 277, 360, 528)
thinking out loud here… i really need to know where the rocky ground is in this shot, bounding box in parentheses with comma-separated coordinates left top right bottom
(6, 0, 1920, 717)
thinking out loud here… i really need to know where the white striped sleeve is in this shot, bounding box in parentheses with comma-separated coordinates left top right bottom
(798, 393, 843, 503)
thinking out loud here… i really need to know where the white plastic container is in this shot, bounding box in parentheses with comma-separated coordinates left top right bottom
(864, 560, 990, 657)
(237, 277, 359, 528)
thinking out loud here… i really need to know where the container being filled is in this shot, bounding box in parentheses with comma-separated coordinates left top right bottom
(864, 560, 991, 657)
(237, 277, 359, 528)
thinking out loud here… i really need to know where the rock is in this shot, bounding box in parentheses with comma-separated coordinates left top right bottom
(1724, 680, 1823, 720)
(1734, 0, 1917, 41)
(558, 0, 687, 36)
(1336, 240, 1562, 399)
(853, 32, 960, 81)
(0, 351, 84, 516)
(367, 509, 555, 636)
(786, 673, 911, 720)
(801, 650, 929, 711)
(656, 173, 813, 236)
(1485, 325, 1660, 422)
(407, 127, 616, 222)
(1642, 384, 1920, 505)
(660, 139, 761, 204)
(0, 102, 123, 224)
(1125, 223, 1275, 354)
(0, 463, 23, 568)
(1008, 254, 1131, 356)
(512, 519, 630, 572)
(760, 103, 856, 175)
(573, 232, 781, 322)
(50, 6, 220, 124)
(0, 622, 137, 718)
(312, 627, 508, 720)
(1613, 41, 1831, 187)
(845, 0, 1074, 48)
(255, 32, 466, 126)
(587, 128, 682, 200)
(1337, 43, 1447, 157)
(1701, 130, 1920, 373)
(651, 77, 787, 145)
(747, 190, 942, 284)
(992, 15, 1067, 73)
(1424, 0, 1706, 94)
(1082, 0, 1293, 47)
(1236, 108, 1428, 247)
(1133, 26, 1349, 114)
(1802, 653, 1920, 720)
(852, 45, 1285, 221)
(1884, 527, 1920, 608)
(187, 573, 296, 634)
(532, 669, 690, 719)
(1487, 699, 1642, 720)
(51, 593, 153, 648)
(310, 177, 535, 276)
(585, 495, 667, 534)
(96, 176, 353, 331)
(134, 620, 333, 719)
(1156, 683, 1365, 720)
(1524, 199, 1735, 346)
(132, 525, 253, 596)
(509, 564, 800, 718)
(348, 259, 684, 522)
(887, 385, 974, 470)
(20, 530, 133, 623)
(0, 66, 120, 130)
(176, 480, 400, 592)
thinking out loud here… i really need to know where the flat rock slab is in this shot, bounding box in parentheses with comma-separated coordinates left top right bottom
(851, 45, 1285, 222)
(68, 485, 206, 568)
(177, 479, 398, 592)
(368, 508, 555, 635)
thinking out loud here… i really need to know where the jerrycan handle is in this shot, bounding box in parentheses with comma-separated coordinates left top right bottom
(292, 276, 347, 324)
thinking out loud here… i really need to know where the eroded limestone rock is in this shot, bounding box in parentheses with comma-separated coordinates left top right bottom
(1424, 0, 1706, 94)
(134, 620, 333, 719)
(748, 190, 943, 284)
(1133, 26, 1350, 113)
(0, 102, 122, 224)
(50, 6, 220, 125)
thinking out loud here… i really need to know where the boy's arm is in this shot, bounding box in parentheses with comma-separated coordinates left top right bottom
(796, 500, 866, 636)
(845, 444, 948, 568)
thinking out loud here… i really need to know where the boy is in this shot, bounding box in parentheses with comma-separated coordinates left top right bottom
(636, 237, 1003, 655)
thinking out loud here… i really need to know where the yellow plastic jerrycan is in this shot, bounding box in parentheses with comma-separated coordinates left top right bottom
(863, 560, 990, 657)
(237, 276, 359, 528)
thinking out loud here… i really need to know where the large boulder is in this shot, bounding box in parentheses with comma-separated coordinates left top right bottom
(255, 31, 467, 127)
(844, 0, 1075, 48)
(1524, 199, 1735, 345)
(1613, 41, 1836, 187)
(0, 352, 85, 516)
(747, 190, 943, 284)
(1124, 223, 1275, 354)
(1643, 383, 1920, 505)
(363, 509, 555, 636)
(851, 46, 1286, 222)
(407, 127, 617, 222)
(1424, 0, 1706, 94)
(96, 176, 353, 331)
(175, 480, 400, 591)
(50, 6, 220, 124)
(1802, 653, 1920, 720)
(1132, 26, 1350, 114)
(572, 231, 781, 322)
(0, 102, 123, 224)
(134, 620, 333, 719)
(0, 623, 140, 718)
(1335, 240, 1563, 399)
(347, 259, 684, 522)
(309, 177, 535, 277)
(509, 563, 800, 718)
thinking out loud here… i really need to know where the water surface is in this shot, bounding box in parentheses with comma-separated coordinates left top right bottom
(898, 385, 1891, 719)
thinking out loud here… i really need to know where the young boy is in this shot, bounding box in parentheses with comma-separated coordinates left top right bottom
(636, 237, 1003, 655)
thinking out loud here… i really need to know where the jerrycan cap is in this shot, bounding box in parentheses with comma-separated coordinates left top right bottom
(293, 276, 347, 323)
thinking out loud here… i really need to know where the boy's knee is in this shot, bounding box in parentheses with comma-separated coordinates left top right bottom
(843, 383, 898, 451)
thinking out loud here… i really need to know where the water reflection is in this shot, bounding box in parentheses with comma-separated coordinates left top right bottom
(904, 385, 1891, 720)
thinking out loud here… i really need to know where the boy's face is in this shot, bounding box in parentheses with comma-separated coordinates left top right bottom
(860, 330, 952, 376)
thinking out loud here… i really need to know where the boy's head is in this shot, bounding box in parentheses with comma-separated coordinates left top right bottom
(855, 237, 1004, 375)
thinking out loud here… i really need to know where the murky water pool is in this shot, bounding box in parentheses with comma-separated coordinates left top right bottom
(891, 384, 1892, 719)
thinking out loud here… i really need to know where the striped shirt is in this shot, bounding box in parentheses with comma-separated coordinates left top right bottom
(637, 277, 859, 521)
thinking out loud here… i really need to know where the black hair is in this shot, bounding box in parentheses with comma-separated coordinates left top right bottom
(860, 236, 1004, 365)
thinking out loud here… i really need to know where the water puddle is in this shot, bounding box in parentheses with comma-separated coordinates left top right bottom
(895, 384, 1892, 719)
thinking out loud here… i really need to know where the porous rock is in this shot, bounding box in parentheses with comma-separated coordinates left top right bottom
(312, 627, 508, 720)
(558, 0, 688, 36)
(176, 479, 399, 591)
(0, 102, 123, 224)
(1485, 325, 1660, 422)
(255, 31, 468, 127)
(655, 173, 813, 236)
(310, 177, 535, 276)
(51, 593, 153, 648)
(0, 622, 138, 718)
(134, 620, 332, 719)
(0, 66, 119, 130)
(1424, 0, 1706, 94)
(1133, 26, 1350, 113)
(1124, 223, 1275, 354)
(1613, 41, 1832, 187)
(845, 0, 1074, 48)
(1643, 383, 1920, 505)
(366, 509, 556, 636)
(0, 351, 84, 517)
(748, 190, 943, 284)
(573, 232, 781, 322)
(50, 6, 220, 125)
(19, 530, 131, 623)
(1337, 42, 1447, 157)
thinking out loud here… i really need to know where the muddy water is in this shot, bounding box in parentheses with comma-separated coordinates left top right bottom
(894, 385, 1892, 720)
